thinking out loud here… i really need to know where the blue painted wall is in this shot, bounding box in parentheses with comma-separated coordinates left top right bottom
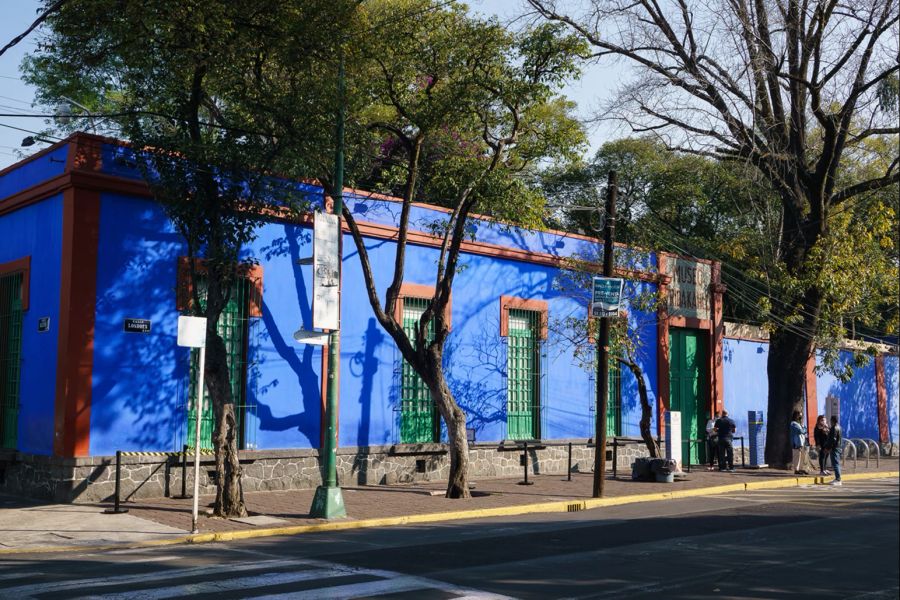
(885, 356, 898, 443)
(0, 146, 68, 200)
(0, 194, 63, 455)
(814, 350, 880, 440)
(89, 193, 187, 455)
(722, 338, 769, 439)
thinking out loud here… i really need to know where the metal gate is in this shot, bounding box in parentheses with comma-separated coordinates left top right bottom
(0, 272, 23, 449)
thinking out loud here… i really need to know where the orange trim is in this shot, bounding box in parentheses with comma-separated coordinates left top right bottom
(805, 353, 818, 438)
(667, 316, 712, 330)
(0, 256, 30, 310)
(393, 282, 453, 330)
(875, 355, 889, 443)
(176, 257, 264, 317)
(498, 296, 548, 340)
(656, 255, 670, 438)
(710, 262, 725, 416)
(64, 134, 103, 172)
(53, 187, 100, 457)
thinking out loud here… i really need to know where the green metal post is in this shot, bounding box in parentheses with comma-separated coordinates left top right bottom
(310, 53, 347, 519)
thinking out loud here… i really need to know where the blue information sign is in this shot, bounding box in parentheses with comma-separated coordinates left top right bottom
(591, 277, 624, 317)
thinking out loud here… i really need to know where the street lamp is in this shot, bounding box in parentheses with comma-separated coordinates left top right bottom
(56, 96, 97, 133)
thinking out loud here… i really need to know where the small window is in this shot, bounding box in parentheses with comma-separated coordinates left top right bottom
(0, 271, 24, 449)
(506, 308, 542, 440)
(399, 297, 438, 444)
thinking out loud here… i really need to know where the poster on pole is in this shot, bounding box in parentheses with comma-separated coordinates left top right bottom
(313, 211, 340, 330)
(591, 276, 624, 317)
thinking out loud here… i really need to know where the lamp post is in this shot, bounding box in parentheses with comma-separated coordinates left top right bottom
(309, 53, 347, 519)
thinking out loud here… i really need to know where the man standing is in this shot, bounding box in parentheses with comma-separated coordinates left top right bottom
(826, 415, 843, 486)
(714, 409, 736, 472)
(790, 410, 811, 475)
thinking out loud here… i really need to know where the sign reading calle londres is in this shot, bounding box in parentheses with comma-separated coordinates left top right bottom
(664, 257, 711, 320)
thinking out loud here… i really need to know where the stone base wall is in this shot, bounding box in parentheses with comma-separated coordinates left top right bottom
(0, 438, 654, 504)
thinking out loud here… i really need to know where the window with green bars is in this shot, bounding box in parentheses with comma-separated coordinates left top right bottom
(506, 308, 542, 440)
(590, 358, 622, 438)
(0, 272, 23, 449)
(186, 276, 252, 451)
(399, 297, 438, 444)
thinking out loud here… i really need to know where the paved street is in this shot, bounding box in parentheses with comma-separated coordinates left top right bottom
(0, 477, 896, 599)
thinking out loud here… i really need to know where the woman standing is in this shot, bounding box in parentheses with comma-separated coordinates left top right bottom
(813, 415, 831, 476)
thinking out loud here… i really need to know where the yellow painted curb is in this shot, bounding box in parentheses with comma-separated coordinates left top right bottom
(2, 470, 896, 555)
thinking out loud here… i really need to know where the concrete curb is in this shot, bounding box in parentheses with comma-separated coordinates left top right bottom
(3, 470, 896, 556)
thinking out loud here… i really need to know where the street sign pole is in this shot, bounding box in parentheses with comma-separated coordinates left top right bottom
(177, 315, 208, 534)
(191, 343, 206, 533)
(593, 171, 617, 498)
(310, 52, 347, 519)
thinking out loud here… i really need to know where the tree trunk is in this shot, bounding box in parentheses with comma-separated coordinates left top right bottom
(423, 358, 471, 499)
(765, 327, 813, 469)
(619, 358, 659, 458)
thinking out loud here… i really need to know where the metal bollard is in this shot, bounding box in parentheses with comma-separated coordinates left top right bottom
(173, 444, 189, 499)
(518, 442, 534, 486)
(612, 438, 618, 478)
(104, 450, 129, 514)
(740, 436, 746, 468)
(567, 442, 572, 481)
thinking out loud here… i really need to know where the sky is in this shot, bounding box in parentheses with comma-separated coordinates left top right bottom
(0, 0, 624, 170)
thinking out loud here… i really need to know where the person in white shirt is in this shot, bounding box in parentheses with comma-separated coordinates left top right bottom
(705, 411, 720, 471)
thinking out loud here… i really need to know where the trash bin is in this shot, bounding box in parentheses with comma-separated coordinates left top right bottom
(631, 457, 654, 481)
(650, 458, 677, 483)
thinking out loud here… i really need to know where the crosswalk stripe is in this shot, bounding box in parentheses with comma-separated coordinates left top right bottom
(0, 559, 300, 598)
(72, 567, 363, 600)
(252, 574, 515, 600)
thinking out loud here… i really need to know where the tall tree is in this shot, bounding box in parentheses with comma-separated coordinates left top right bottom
(23, 0, 343, 516)
(331, 0, 586, 497)
(528, 0, 899, 465)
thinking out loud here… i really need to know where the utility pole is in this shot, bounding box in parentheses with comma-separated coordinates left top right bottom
(592, 171, 617, 498)
(310, 53, 347, 519)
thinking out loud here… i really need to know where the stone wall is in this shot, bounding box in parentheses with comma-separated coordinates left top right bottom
(0, 438, 654, 504)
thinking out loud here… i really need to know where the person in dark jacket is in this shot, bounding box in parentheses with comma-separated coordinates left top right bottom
(714, 409, 736, 472)
(813, 414, 830, 475)
(825, 415, 843, 486)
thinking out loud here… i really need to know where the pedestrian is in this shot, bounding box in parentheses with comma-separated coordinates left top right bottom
(705, 411, 720, 471)
(714, 409, 736, 472)
(813, 414, 831, 475)
(826, 415, 843, 486)
(790, 410, 811, 475)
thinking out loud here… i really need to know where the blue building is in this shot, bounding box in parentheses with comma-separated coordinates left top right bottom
(1, 133, 892, 502)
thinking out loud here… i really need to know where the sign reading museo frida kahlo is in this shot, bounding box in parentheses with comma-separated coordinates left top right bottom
(664, 257, 711, 319)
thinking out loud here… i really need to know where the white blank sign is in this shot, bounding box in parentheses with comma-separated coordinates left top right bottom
(177, 316, 207, 348)
(313, 211, 340, 330)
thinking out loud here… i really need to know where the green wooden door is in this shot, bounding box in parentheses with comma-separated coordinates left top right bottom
(507, 309, 541, 440)
(668, 328, 707, 464)
(187, 277, 250, 450)
(0, 272, 23, 449)
(400, 297, 437, 444)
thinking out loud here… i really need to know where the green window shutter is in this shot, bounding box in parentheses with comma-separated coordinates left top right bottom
(399, 297, 437, 444)
(186, 276, 250, 451)
(0, 272, 23, 449)
(607, 360, 621, 437)
(506, 309, 541, 440)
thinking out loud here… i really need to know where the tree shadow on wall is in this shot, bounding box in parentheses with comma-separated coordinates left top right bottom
(827, 353, 878, 440)
(250, 225, 320, 446)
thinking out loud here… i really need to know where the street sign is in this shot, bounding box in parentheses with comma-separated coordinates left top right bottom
(591, 277, 624, 317)
(313, 211, 340, 330)
(293, 329, 330, 346)
(37, 317, 50, 332)
(123, 318, 152, 333)
(177, 316, 207, 348)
